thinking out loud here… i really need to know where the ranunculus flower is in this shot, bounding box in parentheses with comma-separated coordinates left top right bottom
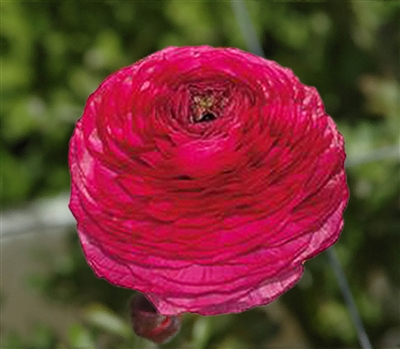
(69, 46, 349, 316)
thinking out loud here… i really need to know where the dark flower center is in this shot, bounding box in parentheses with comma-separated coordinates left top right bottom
(195, 112, 217, 123)
(190, 93, 223, 124)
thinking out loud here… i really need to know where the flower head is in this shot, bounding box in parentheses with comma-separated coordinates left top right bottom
(69, 46, 349, 316)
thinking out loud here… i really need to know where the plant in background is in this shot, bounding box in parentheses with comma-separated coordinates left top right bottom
(69, 46, 348, 343)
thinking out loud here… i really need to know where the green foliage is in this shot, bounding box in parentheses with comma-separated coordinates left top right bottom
(2, 1, 399, 349)
(4, 325, 60, 349)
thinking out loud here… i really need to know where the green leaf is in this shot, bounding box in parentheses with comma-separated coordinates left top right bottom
(83, 303, 132, 339)
(68, 323, 96, 348)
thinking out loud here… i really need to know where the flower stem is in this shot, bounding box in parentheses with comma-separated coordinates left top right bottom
(230, 0, 264, 57)
(326, 248, 373, 349)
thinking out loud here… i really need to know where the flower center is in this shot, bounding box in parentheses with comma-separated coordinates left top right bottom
(190, 93, 225, 124)
(196, 112, 216, 123)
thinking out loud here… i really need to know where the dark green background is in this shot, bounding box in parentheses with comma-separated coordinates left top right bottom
(2, 1, 399, 348)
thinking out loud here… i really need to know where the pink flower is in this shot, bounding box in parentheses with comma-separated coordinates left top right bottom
(69, 46, 349, 316)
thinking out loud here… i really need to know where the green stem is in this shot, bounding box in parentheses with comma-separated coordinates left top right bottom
(231, 1, 374, 348)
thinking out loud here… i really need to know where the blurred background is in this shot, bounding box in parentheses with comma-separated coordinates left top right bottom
(1, 1, 399, 348)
